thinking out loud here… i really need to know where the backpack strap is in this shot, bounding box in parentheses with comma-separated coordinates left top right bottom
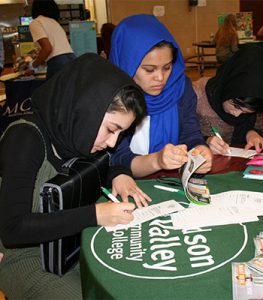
(1, 119, 47, 160)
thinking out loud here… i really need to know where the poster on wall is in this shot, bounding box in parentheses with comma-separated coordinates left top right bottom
(218, 12, 253, 40)
(69, 21, 97, 57)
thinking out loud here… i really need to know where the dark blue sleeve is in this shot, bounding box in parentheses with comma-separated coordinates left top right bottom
(178, 77, 207, 149)
(110, 133, 139, 169)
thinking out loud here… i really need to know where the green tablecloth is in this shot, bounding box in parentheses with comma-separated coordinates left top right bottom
(80, 172, 263, 300)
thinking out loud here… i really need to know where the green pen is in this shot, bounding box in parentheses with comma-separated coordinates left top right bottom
(211, 126, 231, 154)
(211, 126, 223, 140)
(101, 187, 120, 203)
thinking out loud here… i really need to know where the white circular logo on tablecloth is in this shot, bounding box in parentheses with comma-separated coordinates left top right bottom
(90, 216, 248, 279)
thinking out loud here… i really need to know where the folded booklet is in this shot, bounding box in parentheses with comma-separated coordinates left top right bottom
(247, 154, 263, 166)
(243, 165, 263, 180)
(180, 148, 211, 205)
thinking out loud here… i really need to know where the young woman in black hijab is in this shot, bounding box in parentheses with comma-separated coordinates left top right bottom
(193, 45, 263, 155)
(0, 53, 149, 299)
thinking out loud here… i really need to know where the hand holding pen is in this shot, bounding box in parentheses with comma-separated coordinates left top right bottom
(96, 187, 135, 227)
(207, 126, 231, 155)
(101, 187, 120, 203)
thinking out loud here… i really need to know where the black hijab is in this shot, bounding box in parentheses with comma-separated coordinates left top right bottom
(32, 53, 143, 159)
(206, 45, 263, 126)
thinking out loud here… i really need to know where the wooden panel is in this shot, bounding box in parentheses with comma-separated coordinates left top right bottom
(108, 0, 239, 56)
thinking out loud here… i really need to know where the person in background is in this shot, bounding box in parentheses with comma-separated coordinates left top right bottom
(0, 28, 4, 75)
(0, 53, 151, 299)
(29, 0, 75, 79)
(99, 23, 116, 59)
(214, 14, 239, 64)
(109, 14, 212, 178)
(193, 45, 263, 155)
(83, 8, 91, 20)
(257, 26, 263, 40)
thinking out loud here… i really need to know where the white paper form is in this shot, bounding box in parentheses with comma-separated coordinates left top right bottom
(105, 200, 184, 232)
(171, 205, 258, 230)
(210, 190, 263, 215)
(224, 147, 257, 158)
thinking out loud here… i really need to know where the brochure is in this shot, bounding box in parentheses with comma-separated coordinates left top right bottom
(232, 262, 263, 300)
(243, 165, 263, 180)
(180, 148, 211, 205)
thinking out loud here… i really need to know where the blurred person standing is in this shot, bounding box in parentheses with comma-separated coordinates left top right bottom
(99, 23, 116, 59)
(257, 26, 263, 40)
(214, 14, 239, 64)
(0, 29, 4, 75)
(29, 0, 75, 79)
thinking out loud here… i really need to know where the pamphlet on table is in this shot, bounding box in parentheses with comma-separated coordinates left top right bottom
(232, 232, 263, 299)
(224, 147, 257, 158)
(171, 190, 263, 230)
(105, 200, 184, 232)
(243, 154, 263, 180)
(105, 148, 263, 232)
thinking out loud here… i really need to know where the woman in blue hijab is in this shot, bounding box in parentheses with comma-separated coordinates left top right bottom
(110, 14, 212, 177)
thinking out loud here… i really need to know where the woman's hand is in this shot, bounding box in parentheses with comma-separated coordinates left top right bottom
(112, 175, 152, 208)
(96, 202, 135, 227)
(245, 130, 263, 152)
(194, 145, 213, 174)
(207, 136, 231, 155)
(156, 144, 188, 170)
(131, 144, 188, 177)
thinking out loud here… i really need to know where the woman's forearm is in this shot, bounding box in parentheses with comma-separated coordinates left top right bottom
(131, 144, 188, 177)
(131, 152, 161, 177)
(33, 38, 52, 67)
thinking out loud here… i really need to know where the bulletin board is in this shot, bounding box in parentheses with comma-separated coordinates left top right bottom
(69, 21, 97, 57)
(217, 12, 253, 40)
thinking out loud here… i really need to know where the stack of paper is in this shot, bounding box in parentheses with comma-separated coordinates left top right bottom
(171, 190, 263, 230)
(171, 205, 258, 230)
(210, 190, 263, 210)
(105, 200, 184, 232)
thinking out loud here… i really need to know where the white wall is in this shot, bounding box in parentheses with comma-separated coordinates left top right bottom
(84, 0, 107, 32)
(94, 0, 107, 33)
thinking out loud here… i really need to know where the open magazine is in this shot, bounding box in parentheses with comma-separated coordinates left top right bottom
(180, 148, 211, 205)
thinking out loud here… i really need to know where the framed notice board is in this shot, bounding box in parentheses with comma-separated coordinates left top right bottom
(69, 21, 97, 56)
(217, 12, 253, 40)
(18, 25, 33, 42)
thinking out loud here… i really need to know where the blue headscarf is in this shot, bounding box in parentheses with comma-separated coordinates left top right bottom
(110, 14, 186, 153)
